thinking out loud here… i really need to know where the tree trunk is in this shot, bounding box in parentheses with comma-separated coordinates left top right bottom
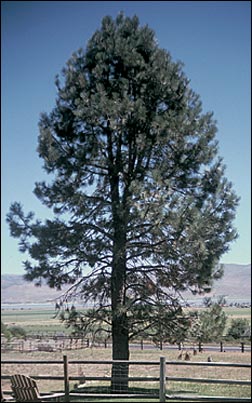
(110, 205, 129, 392)
(108, 146, 131, 391)
(111, 310, 129, 392)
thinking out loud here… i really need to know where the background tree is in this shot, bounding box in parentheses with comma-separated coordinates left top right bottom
(227, 318, 251, 340)
(190, 298, 228, 343)
(7, 14, 239, 390)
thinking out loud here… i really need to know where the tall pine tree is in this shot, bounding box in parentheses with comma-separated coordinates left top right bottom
(7, 14, 239, 390)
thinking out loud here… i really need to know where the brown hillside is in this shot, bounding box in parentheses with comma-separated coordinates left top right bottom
(1, 264, 251, 304)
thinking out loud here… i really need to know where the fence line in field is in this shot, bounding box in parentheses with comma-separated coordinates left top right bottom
(1, 335, 250, 353)
(1, 356, 251, 402)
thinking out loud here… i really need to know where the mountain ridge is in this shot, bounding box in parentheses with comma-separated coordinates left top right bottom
(1, 263, 251, 304)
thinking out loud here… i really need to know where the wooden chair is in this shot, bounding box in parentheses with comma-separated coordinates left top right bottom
(1, 384, 15, 402)
(10, 374, 65, 402)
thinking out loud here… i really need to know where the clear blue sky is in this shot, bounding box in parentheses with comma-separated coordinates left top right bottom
(1, 1, 251, 275)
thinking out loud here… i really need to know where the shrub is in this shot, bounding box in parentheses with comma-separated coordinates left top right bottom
(7, 325, 27, 339)
(1, 321, 12, 340)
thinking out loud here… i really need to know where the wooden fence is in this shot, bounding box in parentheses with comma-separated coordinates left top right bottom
(1, 356, 251, 402)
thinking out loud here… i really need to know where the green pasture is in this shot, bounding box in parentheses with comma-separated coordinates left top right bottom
(1, 306, 250, 335)
(223, 307, 251, 316)
(1, 308, 70, 334)
(1, 309, 56, 321)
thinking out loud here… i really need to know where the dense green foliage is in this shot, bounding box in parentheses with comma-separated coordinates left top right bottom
(227, 318, 251, 340)
(190, 299, 228, 343)
(7, 13, 239, 374)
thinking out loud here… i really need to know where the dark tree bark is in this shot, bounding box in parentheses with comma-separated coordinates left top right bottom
(110, 170, 129, 390)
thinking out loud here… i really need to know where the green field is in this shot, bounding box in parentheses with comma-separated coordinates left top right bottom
(1, 308, 71, 334)
(223, 306, 251, 321)
(2, 306, 251, 335)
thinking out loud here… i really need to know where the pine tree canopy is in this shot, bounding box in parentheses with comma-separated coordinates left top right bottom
(7, 13, 239, 348)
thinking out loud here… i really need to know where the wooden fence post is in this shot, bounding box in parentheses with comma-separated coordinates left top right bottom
(63, 355, 69, 402)
(159, 356, 166, 402)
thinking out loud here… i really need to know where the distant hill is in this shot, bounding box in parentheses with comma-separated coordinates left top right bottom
(1, 264, 251, 304)
(207, 263, 251, 299)
(181, 263, 251, 303)
(1, 274, 66, 304)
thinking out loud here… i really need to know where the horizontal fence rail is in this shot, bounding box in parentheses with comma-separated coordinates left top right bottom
(1, 356, 251, 402)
